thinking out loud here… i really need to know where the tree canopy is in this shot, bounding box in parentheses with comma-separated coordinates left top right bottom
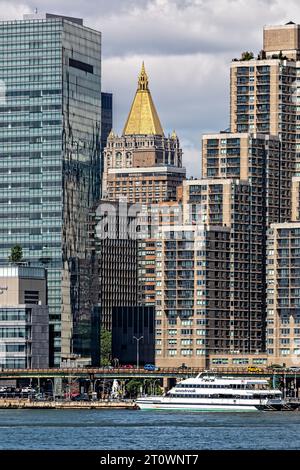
(100, 329, 112, 366)
(8, 245, 23, 264)
(241, 51, 254, 61)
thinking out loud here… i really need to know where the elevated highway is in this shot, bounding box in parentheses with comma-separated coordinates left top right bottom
(0, 367, 296, 380)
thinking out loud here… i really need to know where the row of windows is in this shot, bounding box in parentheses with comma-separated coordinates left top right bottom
(176, 383, 254, 389)
(211, 358, 267, 365)
(0, 359, 26, 368)
(166, 349, 206, 356)
(0, 309, 27, 321)
(0, 344, 26, 352)
(169, 394, 277, 399)
(0, 327, 26, 338)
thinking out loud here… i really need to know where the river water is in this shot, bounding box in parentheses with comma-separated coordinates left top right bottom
(0, 409, 299, 450)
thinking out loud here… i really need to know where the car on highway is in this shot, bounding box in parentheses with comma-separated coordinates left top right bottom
(144, 364, 159, 371)
(21, 386, 36, 394)
(266, 364, 285, 370)
(286, 366, 300, 372)
(247, 366, 263, 373)
(121, 364, 134, 369)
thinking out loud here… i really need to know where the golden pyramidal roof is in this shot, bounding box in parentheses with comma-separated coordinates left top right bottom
(123, 63, 164, 136)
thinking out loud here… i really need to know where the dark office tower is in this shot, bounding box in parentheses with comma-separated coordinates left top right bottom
(101, 92, 113, 182)
(94, 200, 140, 332)
(0, 13, 102, 366)
(87, 200, 140, 365)
(112, 306, 155, 366)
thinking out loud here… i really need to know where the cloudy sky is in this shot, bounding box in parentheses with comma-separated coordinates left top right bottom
(1, 0, 300, 175)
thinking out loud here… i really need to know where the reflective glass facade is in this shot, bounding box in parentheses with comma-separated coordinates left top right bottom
(0, 16, 102, 365)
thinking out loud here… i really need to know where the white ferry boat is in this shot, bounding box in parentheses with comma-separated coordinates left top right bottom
(136, 373, 283, 412)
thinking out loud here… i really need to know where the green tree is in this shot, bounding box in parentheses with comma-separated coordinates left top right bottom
(100, 329, 112, 366)
(241, 51, 254, 61)
(126, 379, 143, 398)
(144, 379, 163, 396)
(8, 245, 23, 264)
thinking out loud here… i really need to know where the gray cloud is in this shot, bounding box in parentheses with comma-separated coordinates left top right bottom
(1, 0, 300, 175)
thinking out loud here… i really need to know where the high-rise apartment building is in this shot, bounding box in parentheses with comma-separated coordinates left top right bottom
(202, 133, 290, 224)
(229, 23, 300, 366)
(156, 224, 231, 368)
(230, 23, 299, 178)
(0, 13, 102, 365)
(199, 132, 291, 353)
(292, 177, 300, 221)
(181, 176, 269, 355)
(266, 223, 300, 366)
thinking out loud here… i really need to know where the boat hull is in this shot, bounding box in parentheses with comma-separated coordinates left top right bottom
(136, 400, 261, 412)
(137, 403, 259, 413)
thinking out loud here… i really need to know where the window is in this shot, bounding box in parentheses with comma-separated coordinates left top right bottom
(168, 350, 177, 356)
(196, 329, 206, 335)
(280, 349, 290, 355)
(181, 339, 193, 345)
(232, 358, 249, 365)
(181, 349, 193, 356)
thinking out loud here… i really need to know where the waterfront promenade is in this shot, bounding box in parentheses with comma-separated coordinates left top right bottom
(0, 398, 137, 409)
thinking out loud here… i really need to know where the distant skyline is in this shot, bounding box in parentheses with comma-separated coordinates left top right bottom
(1, 0, 300, 175)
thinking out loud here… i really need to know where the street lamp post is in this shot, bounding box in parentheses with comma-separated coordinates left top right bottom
(133, 336, 143, 370)
(47, 379, 55, 401)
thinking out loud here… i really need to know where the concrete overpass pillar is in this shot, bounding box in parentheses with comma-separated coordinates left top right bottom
(163, 377, 172, 393)
(54, 378, 62, 398)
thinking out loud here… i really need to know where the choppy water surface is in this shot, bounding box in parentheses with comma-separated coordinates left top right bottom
(0, 409, 299, 450)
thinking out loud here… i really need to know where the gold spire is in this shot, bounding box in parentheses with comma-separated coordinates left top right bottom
(123, 63, 164, 136)
(138, 61, 149, 91)
(108, 129, 115, 139)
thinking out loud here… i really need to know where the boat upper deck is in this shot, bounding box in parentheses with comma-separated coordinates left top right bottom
(174, 373, 273, 390)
